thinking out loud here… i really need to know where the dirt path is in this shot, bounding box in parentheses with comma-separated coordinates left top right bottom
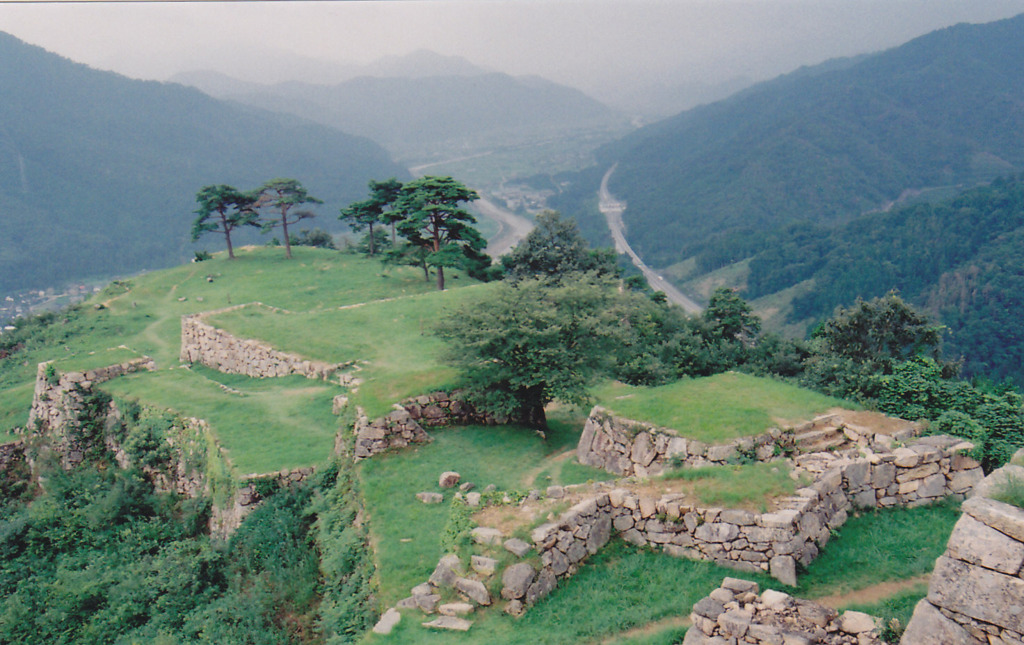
(813, 574, 930, 609)
(521, 448, 576, 488)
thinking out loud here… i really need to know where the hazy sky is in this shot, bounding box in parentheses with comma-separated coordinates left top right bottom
(3, 0, 1024, 99)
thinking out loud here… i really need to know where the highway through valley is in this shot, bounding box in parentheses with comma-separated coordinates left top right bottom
(599, 164, 703, 313)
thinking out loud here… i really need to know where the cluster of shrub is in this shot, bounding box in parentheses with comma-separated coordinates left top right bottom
(0, 389, 373, 644)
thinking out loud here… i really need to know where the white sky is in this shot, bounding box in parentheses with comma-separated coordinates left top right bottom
(2, 0, 1024, 96)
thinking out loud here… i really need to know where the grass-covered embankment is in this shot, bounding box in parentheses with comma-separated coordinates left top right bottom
(593, 372, 854, 443)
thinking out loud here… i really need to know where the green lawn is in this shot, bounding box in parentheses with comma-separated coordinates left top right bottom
(0, 247, 474, 433)
(593, 372, 854, 443)
(661, 462, 806, 511)
(209, 285, 492, 418)
(100, 366, 342, 475)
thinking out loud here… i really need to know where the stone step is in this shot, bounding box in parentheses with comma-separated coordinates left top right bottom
(794, 427, 845, 452)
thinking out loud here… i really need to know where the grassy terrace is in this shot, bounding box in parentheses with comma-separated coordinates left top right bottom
(0, 247, 469, 434)
(593, 372, 854, 443)
(358, 416, 961, 644)
(101, 366, 342, 475)
(207, 284, 491, 418)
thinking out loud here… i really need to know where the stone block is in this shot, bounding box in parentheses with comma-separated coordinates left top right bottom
(893, 447, 921, 468)
(525, 568, 556, 605)
(720, 509, 756, 526)
(587, 515, 612, 554)
(947, 515, 1024, 575)
(471, 526, 504, 546)
(504, 538, 532, 558)
(845, 461, 871, 489)
(429, 554, 463, 588)
(706, 443, 737, 462)
(372, 608, 401, 635)
(963, 496, 1024, 543)
(838, 610, 876, 634)
(695, 522, 740, 543)
(929, 555, 1024, 632)
(455, 577, 492, 606)
(422, 616, 472, 631)
(631, 431, 657, 467)
(501, 563, 536, 600)
(471, 555, 498, 576)
(770, 555, 798, 586)
(896, 462, 941, 483)
(918, 472, 948, 498)
(902, 599, 977, 645)
(439, 602, 474, 616)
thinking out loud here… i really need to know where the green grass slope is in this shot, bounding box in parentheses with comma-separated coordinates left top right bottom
(594, 372, 853, 443)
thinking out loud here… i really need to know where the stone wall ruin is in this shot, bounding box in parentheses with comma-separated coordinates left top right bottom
(180, 307, 346, 381)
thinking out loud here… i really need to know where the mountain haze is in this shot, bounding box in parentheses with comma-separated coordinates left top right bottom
(0, 31, 406, 298)
(594, 14, 1024, 267)
(172, 67, 624, 159)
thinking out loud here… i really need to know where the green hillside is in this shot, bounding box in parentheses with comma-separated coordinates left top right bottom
(0, 246, 981, 644)
(734, 175, 1024, 384)
(574, 14, 1024, 267)
(0, 31, 407, 299)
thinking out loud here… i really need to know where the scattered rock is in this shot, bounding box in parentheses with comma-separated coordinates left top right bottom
(503, 537, 532, 558)
(459, 481, 475, 492)
(372, 608, 401, 635)
(428, 554, 463, 588)
(439, 602, 474, 616)
(471, 526, 503, 546)
(466, 492, 482, 507)
(501, 562, 536, 600)
(439, 471, 461, 488)
(422, 616, 472, 631)
(416, 492, 443, 504)
(471, 555, 498, 575)
(455, 577, 492, 606)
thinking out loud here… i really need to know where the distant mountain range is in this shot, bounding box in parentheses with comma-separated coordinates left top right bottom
(580, 13, 1024, 268)
(0, 31, 407, 298)
(170, 61, 625, 160)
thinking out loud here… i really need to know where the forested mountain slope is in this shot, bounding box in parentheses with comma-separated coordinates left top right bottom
(738, 175, 1024, 384)
(0, 32, 406, 298)
(592, 13, 1024, 267)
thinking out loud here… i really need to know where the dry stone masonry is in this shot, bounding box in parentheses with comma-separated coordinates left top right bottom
(532, 434, 982, 595)
(577, 406, 921, 478)
(28, 358, 155, 469)
(353, 392, 503, 460)
(683, 578, 884, 644)
(180, 307, 346, 380)
(901, 452, 1024, 645)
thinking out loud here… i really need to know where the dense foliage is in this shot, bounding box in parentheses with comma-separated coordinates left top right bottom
(741, 174, 1024, 384)
(0, 460, 374, 645)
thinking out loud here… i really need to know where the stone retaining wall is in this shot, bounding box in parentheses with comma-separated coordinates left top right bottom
(28, 358, 155, 469)
(180, 308, 346, 380)
(683, 578, 884, 644)
(901, 455, 1024, 645)
(353, 392, 505, 460)
(528, 435, 982, 601)
(576, 406, 920, 478)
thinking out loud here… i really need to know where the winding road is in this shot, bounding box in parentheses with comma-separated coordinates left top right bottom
(476, 196, 535, 257)
(599, 164, 702, 313)
(408, 156, 534, 257)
